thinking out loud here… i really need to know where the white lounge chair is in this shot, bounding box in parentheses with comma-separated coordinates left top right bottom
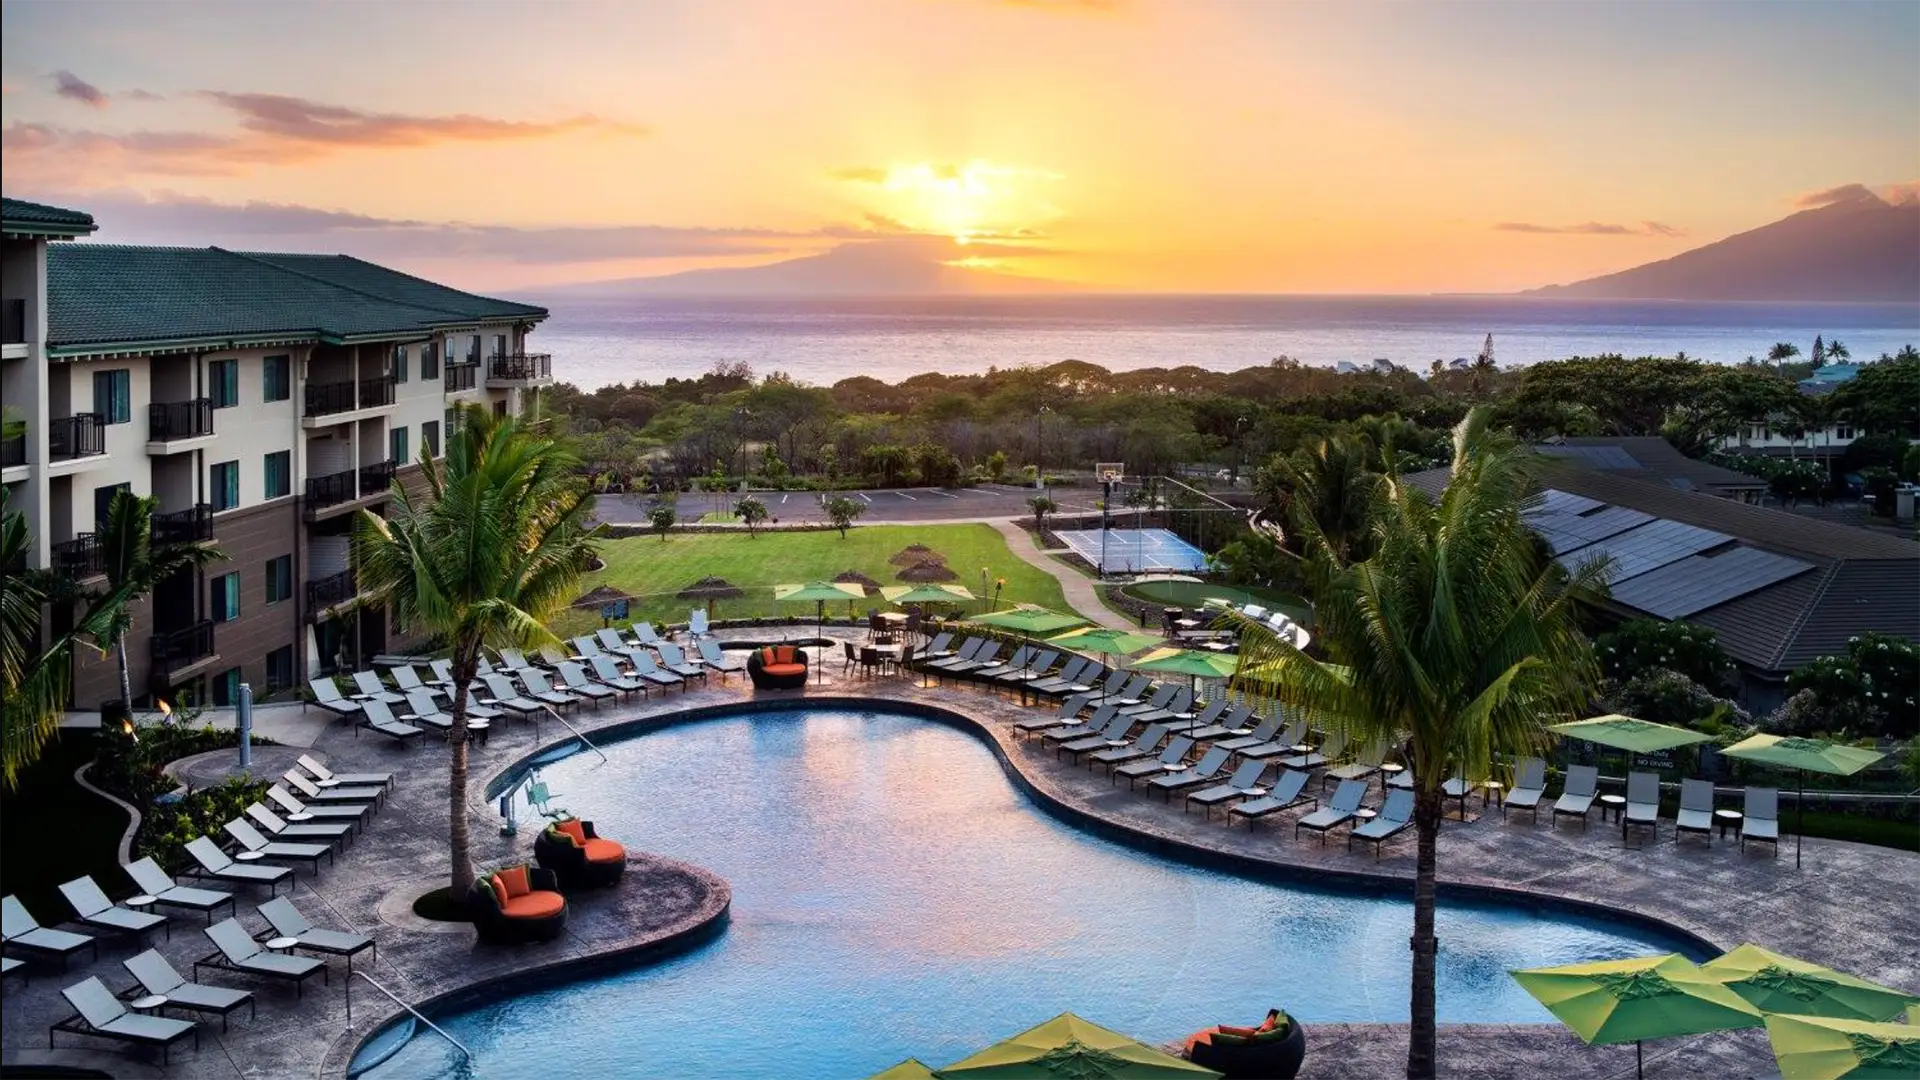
(1114, 736, 1196, 789)
(1550, 764, 1599, 829)
(1623, 770, 1661, 843)
(655, 641, 708, 682)
(390, 664, 446, 702)
(589, 655, 648, 698)
(557, 661, 618, 708)
(265, 785, 371, 827)
(1147, 745, 1232, 801)
(354, 698, 424, 743)
(1296, 779, 1368, 842)
(195, 919, 326, 998)
(246, 802, 353, 846)
(58, 876, 168, 943)
(349, 670, 404, 705)
(479, 673, 544, 719)
(51, 975, 198, 1063)
(124, 858, 237, 923)
(122, 948, 253, 1030)
(1741, 787, 1779, 855)
(306, 677, 362, 718)
(280, 771, 383, 810)
(1502, 757, 1549, 821)
(1185, 758, 1269, 819)
(3, 895, 97, 966)
(182, 837, 293, 894)
(1350, 789, 1417, 857)
(1228, 769, 1315, 826)
(623, 649, 685, 690)
(698, 640, 747, 680)
(1675, 778, 1716, 845)
(297, 753, 391, 790)
(518, 668, 578, 710)
(257, 897, 375, 971)
(223, 818, 332, 873)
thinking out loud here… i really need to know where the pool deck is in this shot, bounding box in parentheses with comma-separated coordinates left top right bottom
(4, 628, 1914, 1080)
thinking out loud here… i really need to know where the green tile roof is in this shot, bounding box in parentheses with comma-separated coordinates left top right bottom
(2, 197, 98, 238)
(45, 245, 546, 355)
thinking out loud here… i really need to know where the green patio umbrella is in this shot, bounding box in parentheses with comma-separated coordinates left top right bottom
(882, 583, 978, 606)
(1129, 646, 1240, 700)
(1510, 954, 1764, 1080)
(1550, 714, 1714, 754)
(1763, 1014, 1920, 1079)
(1045, 628, 1165, 700)
(1703, 944, 1920, 1023)
(867, 1059, 940, 1080)
(775, 581, 868, 682)
(971, 606, 1088, 698)
(1721, 734, 1886, 868)
(936, 1012, 1219, 1079)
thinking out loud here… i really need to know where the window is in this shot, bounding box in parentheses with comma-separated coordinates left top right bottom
(1834, 424, 1855, 441)
(211, 667, 242, 708)
(263, 355, 291, 403)
(91, 369, 131, 424)
(210, 460, 240, 511)
(93, 482, 129, 528)
(492, 333, 506, 360)
(445, 406, 457, 436)
(393, 344, 410, 385)
(265, 645, 295, 691)
(389, 426, 409, 465)
(493, 399, 508, 418)
(210, 359, 240, 408)
(210, 572, 240, 623)
(421, 342, 440, 381)
(265, 555, 293, 604)
(422, 421, 441, 459)
(264, 450, 291, 500)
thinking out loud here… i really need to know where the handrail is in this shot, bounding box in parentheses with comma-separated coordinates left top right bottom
(540, 703, 609, 763)
(345, 969, 472, 1063)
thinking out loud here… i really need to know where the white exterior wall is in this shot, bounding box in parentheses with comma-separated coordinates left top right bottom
(56, 356, 153, 537)
(3, 237, 52, 564)
(199, 346, 300, 515)
(1717, 423, 1859, 455)
(390, 340, 446, 464)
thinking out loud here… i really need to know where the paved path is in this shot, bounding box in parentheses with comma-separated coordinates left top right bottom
(988, 518, 1136, 629)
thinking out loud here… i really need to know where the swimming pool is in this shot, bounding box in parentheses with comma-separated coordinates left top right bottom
(357, 708, 1702, 1080)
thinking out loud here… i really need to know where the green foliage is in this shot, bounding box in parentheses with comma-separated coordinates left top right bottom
(1594, 619, 1735, 691)
(1841, 432, 1911, 475)
(985, 450, 1008, 482)
(1608, 668, 1750, 731)
(2, 489, 74, 789)
(1027, 494, 1057, 531)
(1829, 352, 1920, 437)
(83, 488, 228, 711)
(136, 776, 270, 875)
(1784, 632, 1919, 739)
(823, 494, 865, 538)
(734, 495, 769, 537)
(648, 498, 678, 540)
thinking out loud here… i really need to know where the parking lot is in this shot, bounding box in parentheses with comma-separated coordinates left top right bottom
(592, 483, 1108, 526)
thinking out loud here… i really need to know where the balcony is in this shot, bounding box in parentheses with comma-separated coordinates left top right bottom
(52, 535, 104, 578)
(47, 413, 107, 468)
(306, 567, 359, 612)
(304, 376, 397, 424)
(359, 375, 397, 409)
(359, 459, 395, 495)
(150, 620, 218, 684)
(2, 298, 23, 346)
(146, 398, 215, 453)
(486, 353, 553, 387)
(304, 460, 396, 521)
(150, 504, 214, 546)
(444, 361, 479, 393)
(1, 432, 24, 474)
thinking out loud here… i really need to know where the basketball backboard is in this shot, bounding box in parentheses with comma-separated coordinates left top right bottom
(1096, 462, 1126, 483)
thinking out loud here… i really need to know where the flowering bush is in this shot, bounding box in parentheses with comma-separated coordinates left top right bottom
(1610, 668, 1750, 732)
(1595, 619, 1735, 692)
(1786, 632, 1919, 739)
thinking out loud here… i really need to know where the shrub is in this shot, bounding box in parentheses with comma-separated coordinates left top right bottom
(1786, 632, 1919, 739)
(1595, 619, 1735, 692)
(1608, 668, 1750, 731)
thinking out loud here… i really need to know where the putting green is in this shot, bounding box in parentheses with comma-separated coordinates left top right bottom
(1118, 579, 1312, 624)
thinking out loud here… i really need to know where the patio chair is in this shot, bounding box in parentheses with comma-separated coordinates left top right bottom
(122, 949, 253, 1030)
(1027, 656, 1093, 696)
(246, 803, 353, 847)
(994, 650, 1061, 685)
(1235, 718, 1307, 761)
(1349, 789, 1417, 857)
(1119, 684, 1178, 718)
(296, 753, 392, 790)
(570, 635, 605, 661)
(656, 641, 708, 682)
(622, 650, 686, 690)
(183, 837, 293, 895)
(1060, 710, 1137, 762)
(1107, 675, 1152, 707)
(1281, 731, 1345, 770)
(497, 647, 539, 673)
(557, 662, 618, 709)
(1741, 787, 1779, 855)
(1296, 779, 1369, 842)
(1185, 758, 1270, 818)
(58, 876, 168, 943)
(50, 976, 198, 1063)
(390, 664, 446, 702)
(1502, 757, 1549, 821)
(281, 771, 384, 810)
(1207, 710, 1277, 752)
(628, 623, 664, 648)
(1441, 776, 1473, 817)
(195, 919, 326, 998)
(698, 640, 747, 680)
(350, 670, 405, 705)
(1324, 740, 1388, 786)
(1131, 687, 1197, 725)
(1182, 701, 1242, 741)
(399, 690, 454, 736)
(919, 631, 957, 660)
(689, 609, 713, 640)
(124, 858, 237, 924)
(306, 677, 362, 718)
(517, 668, 579, 711)
(1113, 736, 1196, 789)
(1228, 769, 1315, 826)
(974, 646, 1035, 680)
(1551, 765, 1599, 829)
(1623, 771, 1661, 843)
(596, 628, 630, 655)
(354, 698, 423, 743)
(1387, 761, 1416, 790)
(256, 897, 375, 972)
(1013, 693, 1097, 738)
(1147, 746, 1233, 801)
(537, 643, 571, 668)
(590, 655, 649, 698)
(1040, 705, 1119, 749)
(1675, 778, 1716, 845)
(3, 895, 98, 966)
(222, 819, 332, 874)
(265, 785, 372, 827)
(1088, 723, 1171, 772)
(481, 673, 548, 717)
(943, 642, 1004, 676)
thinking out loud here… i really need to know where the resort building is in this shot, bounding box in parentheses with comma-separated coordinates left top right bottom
(1, 196, 552, 709)
(1535, 436, 1769, 501)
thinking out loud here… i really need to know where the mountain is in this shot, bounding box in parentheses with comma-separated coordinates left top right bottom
(1529, 189, 1920, 302)
(549, 237, 1080, 297)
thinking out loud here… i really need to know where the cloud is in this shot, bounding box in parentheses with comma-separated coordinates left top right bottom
(198, 91, 641, 147)
(1494, 220, 1686, 237)
(52, 71, 106, 107)
(828, 166, 889, 184)
(1792, 183, 1875, 208)
(1880, 181, 1920, 207)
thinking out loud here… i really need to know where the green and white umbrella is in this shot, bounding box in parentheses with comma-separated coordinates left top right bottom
(1550, 714, 1714, 754)
(1045, 627, 1165, 699)
(937, 1012, 1219, 1079)
(866, 1059, 940, 1080)
(970, 605, 1087, 637)
(1721, 734, 1885, 868)
(880, 584, 977, 607)
(1510, 954, 1763, 1079)
(1763, 1014, 1920, 1080)
(1129, 647, 1240, 698)
(774, 581, 867, 681)
(1703, 944, 1920, 1023)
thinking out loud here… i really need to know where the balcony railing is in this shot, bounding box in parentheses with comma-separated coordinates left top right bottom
(306, 467, 358, 511)
(358, 375, 397, 410)
(52, 535, 104, 577)
(487, 353, 552, 382)
(359, 459, 395, 496)
(148, 398, 214, 442)
(2, 298, 23, 345)
(151, 504, 214, 546)
(305, 376, 397, 418)
(1, 432, 24, 468)
(306, 567, 358, 610)
(150, 620, 216, 677)
(48, 413, 107, 461)
(444, 361, 479, 392)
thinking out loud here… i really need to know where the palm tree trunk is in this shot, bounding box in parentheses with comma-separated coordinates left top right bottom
(116, 637, 133, 713)
(446, 640, 478, 894)
(1406, 789, 1444, 1080)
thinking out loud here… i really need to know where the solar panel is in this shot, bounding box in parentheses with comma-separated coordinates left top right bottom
(1559, 519, 1734, 583)
(1527, 489, 1604, 518)
(1537, 446, 1641, 470)
(1527, 506, 1655, 554)
(1609, 546, 1816, 619)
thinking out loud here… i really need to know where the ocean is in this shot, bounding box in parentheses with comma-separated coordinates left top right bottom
(528, 294, 1920, 390)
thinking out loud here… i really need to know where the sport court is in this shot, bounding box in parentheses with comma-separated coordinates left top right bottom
(1053, 528, 1208, 574)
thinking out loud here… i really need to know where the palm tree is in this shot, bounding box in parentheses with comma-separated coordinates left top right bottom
(1224, 408, 1604, 1080)
(89, 489, 225, 713)
(354, 406, 599, 893)
(1267, 435, 1380, 564)
(1, 490, 74, 788)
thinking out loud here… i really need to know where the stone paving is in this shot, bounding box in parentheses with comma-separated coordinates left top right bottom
(5, 628, 1915, 1080)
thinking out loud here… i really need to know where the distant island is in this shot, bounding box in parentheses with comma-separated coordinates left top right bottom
(549, 236, 1080, 297)
(1528, 187, 1920, 303)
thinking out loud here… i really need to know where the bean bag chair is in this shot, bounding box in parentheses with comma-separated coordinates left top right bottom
(467, 864, 567, 944)
(747, 645, 808, 689)
(534, 817, 628, 890)
(1185, 1010, 1306, 1079)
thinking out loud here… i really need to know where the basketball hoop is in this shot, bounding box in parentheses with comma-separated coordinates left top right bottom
(1096, 462, 1125, 484)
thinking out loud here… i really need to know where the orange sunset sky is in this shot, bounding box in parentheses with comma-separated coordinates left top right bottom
(3, 0, 1916, 294)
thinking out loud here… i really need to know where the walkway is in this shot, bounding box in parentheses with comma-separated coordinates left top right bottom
(988, 517, 1136, 630)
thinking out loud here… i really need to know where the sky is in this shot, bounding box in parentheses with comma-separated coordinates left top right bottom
(3, 0, 1916, 295)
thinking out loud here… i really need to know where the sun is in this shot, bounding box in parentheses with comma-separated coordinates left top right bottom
(870, 160, 1060, 243)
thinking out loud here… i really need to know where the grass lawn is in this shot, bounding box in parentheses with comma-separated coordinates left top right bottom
(1120, 579, 1314, 624)
(562, 523, 1076, 634)
(0, 732, 129, 918)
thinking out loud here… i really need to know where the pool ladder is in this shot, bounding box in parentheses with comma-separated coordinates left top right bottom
(541, 704, 609, 763)
(345, 970, 472, 1064)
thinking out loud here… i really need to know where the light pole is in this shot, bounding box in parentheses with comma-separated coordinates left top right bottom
(1231, 415, 1247, 486)
(1034, 406, 1051, 490)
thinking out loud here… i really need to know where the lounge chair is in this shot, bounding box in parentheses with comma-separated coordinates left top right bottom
(1741, 787, 1779, 855)
(58, 876, 168, 943)
(1041, 704, 1119, 749)
(943, 642, 1003, 676)
(122, 949, 253, 1030)
(1013, 694, 1097, 738)
(1131, 687, 1196, 725)
(919, 632, 956, 660)
(629, 622, 664, 648)
(1441, 775, 1473, 817)
(349, 670, 404, 705)
(3, 895, 97, 967)
(265, 785, 372, 827)
(537, 643, 572, 669)
(557, 662, 618, 708)
(399, 689, 455, 735)
(183, 837, 293, 894)
(223, 819, 332, 873)
(1060, 710, 1137, 762)
(1182, 701, 1242, 741)
(1119, 684, 1179, 718)
(256, 897, 375, 971)
(1026, 656, 1091, 695)
(50, 976, 198, 1063)
(1675, 778, 1716, 845)
(570, 635, 605, 661)
(246, 803, 353, 847)
(481, 673, 548, 717)
(1228, 769, 1315, 826)
(998, 650, 1062, 685)
(1281, 731, 1345, 770)
(195, 919, 326, 998)
(621, 650, 685, 690)
(296, 753, 391, 790)
(1550, 764, 1599, 829)
(1236, 719, 1308, 761)
(1387, 762, 1416, 790)
(589, 655, 649, 698)
(974, 646, 1035, 680)
(1502, 757, 1548, 821)
(281, 771, 384, 810)
(1623, 771, 1660, 843)
(1350, 789, 1417, 856)
(124, 858, 237, 924)
(1207, 709, 1276, 751)
(592, 628, 627, 655)
(497, 647, 539, 673)
(1324, 740, 1388, 786)
(354, 698, 423, 743)
(1185, 758, 1270, 818)
(390, 664, 446, 702)
(518, 668, 578, 711)
(1147, 746, 1233, 801)
(1107, 675, 1152, 707)
(1114, 736, 1196, 788)
(656, 642, 708, 682)
(1296, 779, 1369, 842)
(306, 677, 362, 718)
(689, 609, 714, 640)
(1088, 722, 1170, 771)
(698, 641, 748, 681)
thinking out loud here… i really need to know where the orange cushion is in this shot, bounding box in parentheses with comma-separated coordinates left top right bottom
(774, 646, 797, 664)
(1217, 1025, 1259, 1038)
(583, 837, 625, 863)
(1184, 1028, 1219, 1053)
(555, 819, 587, 845)
(762, 663, 806, 677)
(496, 865, 531, 898)
(489, 876, 509, 909)
(501, 891, 565, 919)
(1258, 1014, 1277, 1032)
(758, 647, 777, 664)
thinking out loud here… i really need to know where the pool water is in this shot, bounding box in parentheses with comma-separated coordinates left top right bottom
(358, 709, 1699, 1080)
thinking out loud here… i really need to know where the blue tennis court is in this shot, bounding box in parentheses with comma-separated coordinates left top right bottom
(1053, 528, 1208, 574)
